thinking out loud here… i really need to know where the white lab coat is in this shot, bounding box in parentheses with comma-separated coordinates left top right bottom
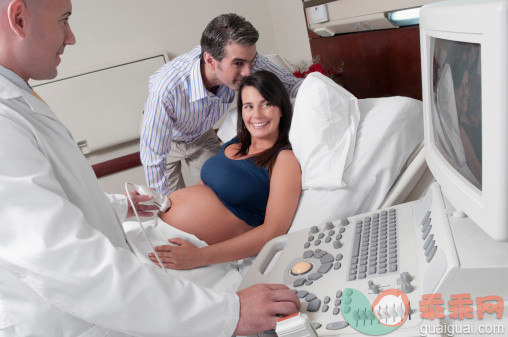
(0, 74, 239, 337)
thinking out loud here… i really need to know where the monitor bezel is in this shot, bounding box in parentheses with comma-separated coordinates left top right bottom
(420, 0, 508, 241)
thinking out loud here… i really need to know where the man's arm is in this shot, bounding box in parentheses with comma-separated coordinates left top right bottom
(140, 87, 175, 195)
(253, 55, 303, 98)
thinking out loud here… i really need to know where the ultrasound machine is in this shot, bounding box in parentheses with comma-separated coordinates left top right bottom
(239, 1, 508, 336)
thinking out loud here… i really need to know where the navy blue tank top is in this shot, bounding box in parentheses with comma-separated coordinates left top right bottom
(201, 138, 270, 227)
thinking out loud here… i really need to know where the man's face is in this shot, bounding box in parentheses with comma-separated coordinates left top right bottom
(24, 0, 76, 80)
(215, 43, 257, 90)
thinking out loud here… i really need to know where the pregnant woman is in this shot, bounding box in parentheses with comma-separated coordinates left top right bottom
(149, 70, 302, 270)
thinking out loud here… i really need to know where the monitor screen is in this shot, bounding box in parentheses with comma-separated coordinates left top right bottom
(431, 38, 482, 190)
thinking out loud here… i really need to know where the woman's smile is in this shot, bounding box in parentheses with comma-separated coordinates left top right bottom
(251, 121, 270, 128)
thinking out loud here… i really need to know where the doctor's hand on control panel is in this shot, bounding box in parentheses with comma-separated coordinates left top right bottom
(236, 284, 301, 335)
(0, 0, 300, 336)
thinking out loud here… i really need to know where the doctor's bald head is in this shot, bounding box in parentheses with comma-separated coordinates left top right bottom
(0, 0, 76, 82)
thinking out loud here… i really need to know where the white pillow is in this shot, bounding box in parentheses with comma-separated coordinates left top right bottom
(289, 96, 423, 232)
(289, 72, 360, 190)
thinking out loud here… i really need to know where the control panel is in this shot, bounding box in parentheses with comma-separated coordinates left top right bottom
(239, 198, 431, 336)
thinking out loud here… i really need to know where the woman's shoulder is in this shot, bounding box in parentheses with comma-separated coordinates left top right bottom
(273, 149, 299, 168)
(270, 149, 301, 185)
(223, 138, 246, 161)
(221, 137, 239, 150)
(276, 148, 294, 156)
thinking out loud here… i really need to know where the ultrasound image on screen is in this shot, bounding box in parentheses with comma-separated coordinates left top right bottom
(432, 38, 482, 190)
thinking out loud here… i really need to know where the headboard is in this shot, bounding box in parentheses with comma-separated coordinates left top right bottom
(309, 26, 422, 100)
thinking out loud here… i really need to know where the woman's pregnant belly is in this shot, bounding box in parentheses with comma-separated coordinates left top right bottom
(159, 184, 252, 244)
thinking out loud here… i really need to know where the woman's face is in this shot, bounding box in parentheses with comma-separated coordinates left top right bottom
(241, 86, 282, 142)
(455, 70, 470, 114)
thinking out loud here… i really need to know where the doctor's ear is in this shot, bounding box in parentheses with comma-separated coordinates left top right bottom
(7, 0, 28, 38)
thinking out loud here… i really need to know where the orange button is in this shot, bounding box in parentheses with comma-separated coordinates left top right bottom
(291, 262, 312, 275)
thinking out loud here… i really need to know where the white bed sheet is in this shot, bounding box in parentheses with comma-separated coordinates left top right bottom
(122, 217, 244, 292)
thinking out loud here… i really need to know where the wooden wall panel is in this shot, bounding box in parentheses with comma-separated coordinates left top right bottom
(92, 152, 141, 178)
(309, 26, 422, 100)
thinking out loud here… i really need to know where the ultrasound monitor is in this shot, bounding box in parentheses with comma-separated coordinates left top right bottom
(420, 0, 508, 241)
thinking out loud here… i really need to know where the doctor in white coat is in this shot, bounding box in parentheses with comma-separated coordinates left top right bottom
(0, 0, 300, 336)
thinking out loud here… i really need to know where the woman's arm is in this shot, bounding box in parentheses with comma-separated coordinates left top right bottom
(151, 150, 302, 269)
(203, 150, 302, 264)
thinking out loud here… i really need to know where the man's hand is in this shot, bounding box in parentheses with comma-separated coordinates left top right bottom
(125, 190, 159, 219)
(234, 284, 300, 335)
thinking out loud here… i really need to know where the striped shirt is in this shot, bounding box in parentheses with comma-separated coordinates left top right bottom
(141, 45, 302, 195)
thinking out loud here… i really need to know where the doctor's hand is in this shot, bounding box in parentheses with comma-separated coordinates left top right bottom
(149, 238, 205, 270)
(125, 190, 159, 219)
(234, 284, 300, 335)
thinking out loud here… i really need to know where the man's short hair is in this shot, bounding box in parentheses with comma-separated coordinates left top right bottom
(200, 13, 259, 62)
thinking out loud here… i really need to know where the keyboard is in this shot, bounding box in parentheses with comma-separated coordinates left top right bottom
(348, 208, 400, 280)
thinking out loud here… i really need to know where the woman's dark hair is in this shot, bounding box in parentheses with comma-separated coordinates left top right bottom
(236, 70, 293, 174)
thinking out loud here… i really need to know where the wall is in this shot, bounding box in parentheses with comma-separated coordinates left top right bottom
(268, 0, 313, 65)
(46, 0, 311, 83)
